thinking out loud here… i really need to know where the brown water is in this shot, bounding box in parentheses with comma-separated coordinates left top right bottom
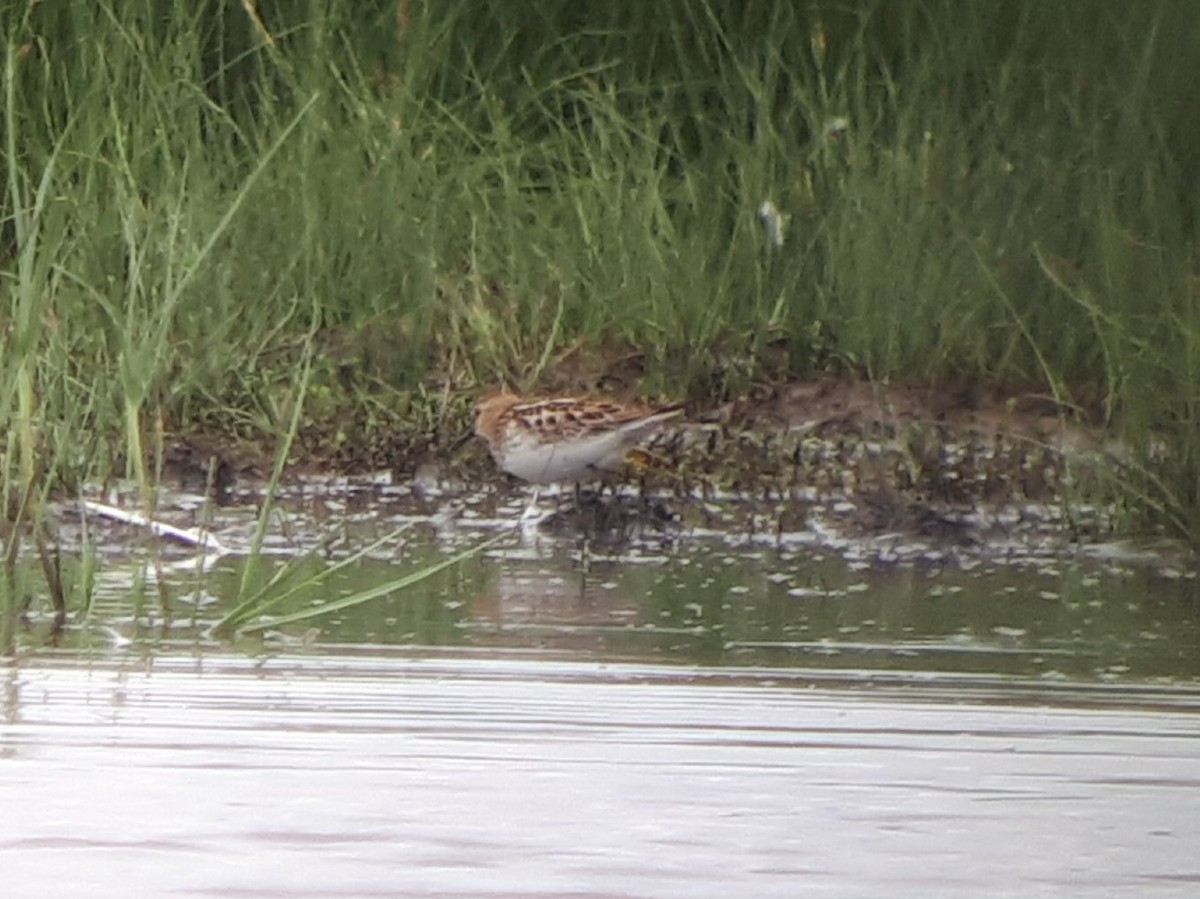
(2, 483, 1199, 896)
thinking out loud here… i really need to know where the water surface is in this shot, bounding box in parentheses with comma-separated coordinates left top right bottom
(3, 483, 1198, 896)
(3, 653, 1199, 898)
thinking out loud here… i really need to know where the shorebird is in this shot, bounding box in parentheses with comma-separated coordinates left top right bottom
(473, 391, 684, 520)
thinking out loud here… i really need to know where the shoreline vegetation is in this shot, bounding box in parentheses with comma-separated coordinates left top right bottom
(3, 1, 1200, 549)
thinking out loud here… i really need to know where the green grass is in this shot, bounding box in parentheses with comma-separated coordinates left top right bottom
(2, 0, 1200, 546)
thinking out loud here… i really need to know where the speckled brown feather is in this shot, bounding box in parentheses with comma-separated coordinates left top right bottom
(473, 391, 684, 484)
(474, 393, 681, 446)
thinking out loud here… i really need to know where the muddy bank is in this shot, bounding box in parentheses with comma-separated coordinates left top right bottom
(155, 379, 1134, 550)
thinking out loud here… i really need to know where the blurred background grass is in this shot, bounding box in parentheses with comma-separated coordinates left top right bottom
(2, 0, 1199, 537)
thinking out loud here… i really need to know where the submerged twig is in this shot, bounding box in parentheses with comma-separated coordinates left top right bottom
(81, 499, 231, 556)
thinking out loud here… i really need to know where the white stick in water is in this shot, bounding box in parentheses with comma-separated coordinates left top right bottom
(81, 499, 231, 556)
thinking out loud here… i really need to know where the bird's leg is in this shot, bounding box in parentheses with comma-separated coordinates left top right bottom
(519, 486, 544, 523)
(578, 534, 591, 575)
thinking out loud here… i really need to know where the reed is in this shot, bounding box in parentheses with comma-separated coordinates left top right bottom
(0, 0, 1197, 553)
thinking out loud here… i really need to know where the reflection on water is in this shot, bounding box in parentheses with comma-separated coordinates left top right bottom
(0, 477, 1191, 695)
(55, 526, 1199, 686)
(2, 653, 1199, 898)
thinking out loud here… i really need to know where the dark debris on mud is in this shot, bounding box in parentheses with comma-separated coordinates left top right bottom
(457, 379, 1121, 549)
(157, 379, 1129, 555)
